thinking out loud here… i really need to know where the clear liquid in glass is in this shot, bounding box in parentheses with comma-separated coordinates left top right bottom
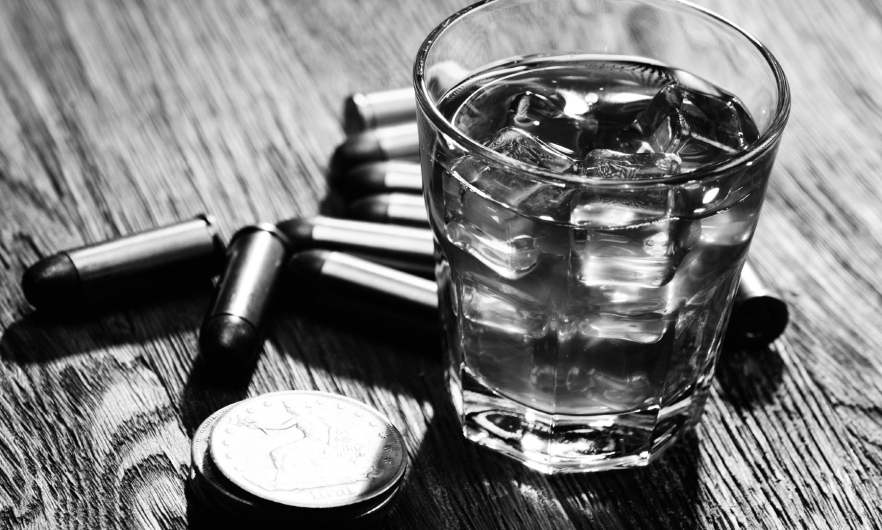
(426, 55, 763, 472)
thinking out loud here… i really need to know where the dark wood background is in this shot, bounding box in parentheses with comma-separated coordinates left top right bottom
(1, 0, 880, 528)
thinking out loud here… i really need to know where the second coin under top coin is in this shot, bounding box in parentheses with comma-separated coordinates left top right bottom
(210, 390, 407, 509)
(191, 404, 274, 519)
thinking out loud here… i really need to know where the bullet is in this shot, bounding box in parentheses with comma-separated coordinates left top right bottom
(285, 250, 438, 326)
(424, 61, 472, 100)
(357, 62, 468, 113)
(283, 250, 785, 349)
(325, 115, 792, 346)
(276, 216, 434, 278)
(21, 215, 226, 312)
(343, 88, 417, 134)
(200, 224, 291, 369)
(346, 193, 429, 227)
(331, 161, 423, 200)
(728, 261, 789, 348)
(330, 123, 420, 177)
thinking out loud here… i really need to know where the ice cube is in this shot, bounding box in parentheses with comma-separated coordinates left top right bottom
(450, 153, 557, 208)
(452, 127, 586, 222)
(516, 183, 579, 224)
(632, 84, 759, 170)
(582, 149, 681, 179)
(461, 279, 547, 338)
(507, 91, 598, 157)
(586, 283, 671, 316)
(460, 278, 553, 395)
(570, 192, 667, 227)
(579, 254, 678, 289)
(443, 156, 542, 279)
(486, 126, 578, 173)
(445, 209, 541, 280)
(573, 221, 689, 288)
(578, 313, 670, 344)
(443, 146, 578, 276)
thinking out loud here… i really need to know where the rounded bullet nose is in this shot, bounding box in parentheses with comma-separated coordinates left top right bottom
(347, 196, 389, 223)
(284, 250, 328, 304)
(342, 94, 370, 134)
(334, 163, 388, 199)
(275, 218, 315, 252)
(286, 250, 329, 281)
(330, 133, 384, 178)
(199, 315, 261, 370)
(730, 296, 789, 348)
(21, 253, 82, 311)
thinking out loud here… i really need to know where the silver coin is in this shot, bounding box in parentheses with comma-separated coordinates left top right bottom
(187, 466, 224, 514)
(191, 405, 236, 475)
(210, 390, 407, 509)
(191, 405, 272, 517)
(346, 481, 405, 527)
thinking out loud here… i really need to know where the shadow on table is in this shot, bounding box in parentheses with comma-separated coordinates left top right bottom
(0, 287, 257, 438)
(179, 294, 441, 441)
(177, 303, 782, 529)
(275, 302, 441, 351)
(392, 368, 701, 530)
(543, 434, 700, 530)
(250, 312, 775, 529)
(182, 305, 439, 530)
(252, 303, 440, 409)
(178, 351, 254, 435)
(0, 285, 212, 365)
(714, 342, 785, 410)
(390, 341, 785, 528)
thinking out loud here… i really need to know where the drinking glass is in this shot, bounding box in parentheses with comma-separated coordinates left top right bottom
(414, 0, 789, 473)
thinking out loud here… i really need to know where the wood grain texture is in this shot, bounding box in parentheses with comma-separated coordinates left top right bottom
(0, 0, 880, 529)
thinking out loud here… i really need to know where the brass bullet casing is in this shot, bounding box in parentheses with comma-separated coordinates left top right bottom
(283, 249, 787, 349)
(276, 216, 434, 278)
(331, 160, 423, 200)
(285, 250, 438, 328)
(22, 214, 226, 312)
(200, 224, 291, 370)
(346, 193, 429, 227)
(330, 123, 420, 177)
(343, 88, 417, 133)
(729, 261, 789, 348)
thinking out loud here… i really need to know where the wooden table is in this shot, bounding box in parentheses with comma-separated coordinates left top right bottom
(1, 0, 879, 528)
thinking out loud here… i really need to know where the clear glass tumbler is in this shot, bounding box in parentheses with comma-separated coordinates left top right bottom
(414, 0, 789, 473)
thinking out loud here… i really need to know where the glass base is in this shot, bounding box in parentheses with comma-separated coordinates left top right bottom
(454, 371, 705, 474)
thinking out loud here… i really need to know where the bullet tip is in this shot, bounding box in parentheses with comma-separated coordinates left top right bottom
(343, 93, 370, 134)
(21, 253, 82, 311)
(347, 195, 390, 223)
(199, 314, 262, 370)
(275, 218, 316, 252)
(330, 132, 383, 178)
(287, 249, 329, 280)
(729, 295, 789, 348)
(331, 162, 388, 199)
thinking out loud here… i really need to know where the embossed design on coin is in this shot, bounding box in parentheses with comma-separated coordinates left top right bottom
(211, 391, 406, 508)
(191, 405, 235, 477)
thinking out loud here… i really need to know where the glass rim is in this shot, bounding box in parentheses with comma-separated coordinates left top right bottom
(413, 0, 791, 189)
